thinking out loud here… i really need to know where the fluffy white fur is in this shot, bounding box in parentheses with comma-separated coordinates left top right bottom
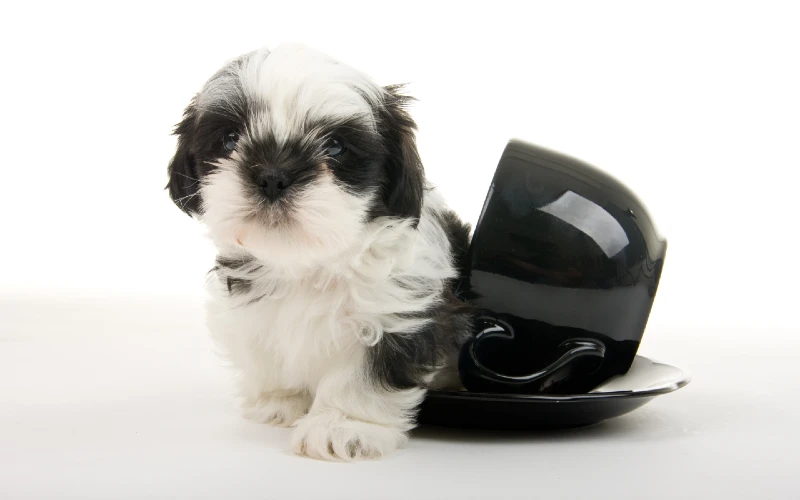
(205, 190, 456, 460)
(198, 45, 381, 144)
(202, 153, 374, 271)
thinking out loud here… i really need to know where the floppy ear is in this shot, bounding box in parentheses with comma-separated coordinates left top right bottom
(166, 102, 201, 216)
(378, 85, 425, 225)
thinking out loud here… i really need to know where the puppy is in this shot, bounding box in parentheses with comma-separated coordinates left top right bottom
(167, 44, 473, 461)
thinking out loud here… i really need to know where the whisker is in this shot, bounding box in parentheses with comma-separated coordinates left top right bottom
(173, 192, 198, 203)
(173, 172, 202, 188)
(173, 172, 201, 182)
(173, 192, 199, 209)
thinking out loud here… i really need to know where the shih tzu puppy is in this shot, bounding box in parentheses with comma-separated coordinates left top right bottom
(167, 44, 473, 461)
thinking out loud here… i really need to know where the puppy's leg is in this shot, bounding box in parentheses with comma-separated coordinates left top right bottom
(290, 351, 424, 461)
(211, 320, 312, 427)
(227, 354, 310, 427)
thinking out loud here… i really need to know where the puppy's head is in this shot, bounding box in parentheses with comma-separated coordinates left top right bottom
(167, 45, 423, 268)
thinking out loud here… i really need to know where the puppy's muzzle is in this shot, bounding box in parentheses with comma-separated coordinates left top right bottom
(256, 166, 293, 202)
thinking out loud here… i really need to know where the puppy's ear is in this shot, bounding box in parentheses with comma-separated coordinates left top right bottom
(166, 101, 201, 216)
(378, 85, 425, 225)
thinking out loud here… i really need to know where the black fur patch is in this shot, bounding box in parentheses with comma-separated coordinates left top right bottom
(211, 256, 259, 296)
(367, 290, 475, 391)
(166, 96, 250, 216)
(366, 216, 476, 391)
(369, 85, 425, 225)
(436, 207, 472, 298)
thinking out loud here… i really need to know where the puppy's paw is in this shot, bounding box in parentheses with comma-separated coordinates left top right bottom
(290, 410, 408, 461)
(242, 392, 311, 427)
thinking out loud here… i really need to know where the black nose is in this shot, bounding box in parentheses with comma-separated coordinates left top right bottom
(257, 168, 292, 201)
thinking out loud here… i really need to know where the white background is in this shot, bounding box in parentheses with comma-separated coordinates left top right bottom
(1, 1, 798, 499)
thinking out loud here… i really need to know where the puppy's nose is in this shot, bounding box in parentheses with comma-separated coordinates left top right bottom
(257, 167, 292, 201)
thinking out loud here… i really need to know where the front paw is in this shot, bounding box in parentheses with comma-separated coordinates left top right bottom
(242, 392, 311, 427)
(290, 410, 408, 461)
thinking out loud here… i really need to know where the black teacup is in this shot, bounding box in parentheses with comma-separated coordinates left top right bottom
(459, 140, 667, 394)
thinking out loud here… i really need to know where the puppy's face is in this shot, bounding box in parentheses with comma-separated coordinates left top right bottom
(167, 45, 423, 268)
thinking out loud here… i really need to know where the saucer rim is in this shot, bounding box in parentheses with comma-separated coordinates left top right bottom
(427, 355, 691, 403)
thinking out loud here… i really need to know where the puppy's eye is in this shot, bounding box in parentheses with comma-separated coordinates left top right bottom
(323, 137, 345, 158)
(223, 131, 239, 152)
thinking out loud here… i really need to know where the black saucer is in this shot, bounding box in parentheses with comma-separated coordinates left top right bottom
(418, 356, 689, 429)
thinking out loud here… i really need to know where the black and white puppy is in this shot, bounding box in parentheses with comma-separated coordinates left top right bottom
(167, 44, 473, 461)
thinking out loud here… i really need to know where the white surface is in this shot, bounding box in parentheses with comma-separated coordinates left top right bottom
(2, 293, 798, 499)
(2, 1, 799, 498)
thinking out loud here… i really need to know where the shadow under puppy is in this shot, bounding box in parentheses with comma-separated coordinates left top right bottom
(167, 44, 473, 461)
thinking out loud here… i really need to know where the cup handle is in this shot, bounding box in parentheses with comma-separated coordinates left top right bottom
(462, 317, 606, 386)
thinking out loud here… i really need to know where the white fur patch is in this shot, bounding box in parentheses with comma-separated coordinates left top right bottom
(200, 156, 375, 273)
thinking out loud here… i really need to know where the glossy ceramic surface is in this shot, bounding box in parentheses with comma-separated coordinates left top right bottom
(420, 356, 689, 429)
(460, 140, 667, 394)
